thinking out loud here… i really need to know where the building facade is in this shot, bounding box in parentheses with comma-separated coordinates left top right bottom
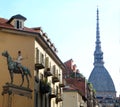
(63, 87, 87, 107)
(63, 59, 98, 107)
(0, 14, 65, 107)
(0, 15, 35, 107)
(34, 31, 65, 107)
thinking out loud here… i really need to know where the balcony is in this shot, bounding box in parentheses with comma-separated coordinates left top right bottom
(52, 75, 59, 83)
(49, 93, 56, 99)
(56, 93, 63, 103)
(49, 88, 56, 98)
(44, 68, 52, 77)
(40, 80, 51, 94)
(59, 82, 65, 88)
(35, 50, 45, 70)
(35, 62, 45, 70)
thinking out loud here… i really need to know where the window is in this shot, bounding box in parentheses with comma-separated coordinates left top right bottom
(45, 57, 50, 68)
(52, 65, 56, 75)
(40, 53, 44, 64)
(15, 20, 23, 29)
(35, 48, 39, 63)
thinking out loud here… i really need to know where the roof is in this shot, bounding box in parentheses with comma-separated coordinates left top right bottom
(64, 85, 78, 91)
(89, 66, 116, 94)
(0, 18, 13, 29)
(64, 78, 86, 96)
(7, 14, 26, 23)
(0, 17, 37, 33)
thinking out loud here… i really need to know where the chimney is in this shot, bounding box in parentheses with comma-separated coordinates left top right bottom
(64, 59, 73, 70)
(73, 64, 77, 72)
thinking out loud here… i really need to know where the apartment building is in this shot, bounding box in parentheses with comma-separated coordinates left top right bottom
(34, 31, 65, 107)
(63, 85, 87, 107)
(63, 59, 99, 107)
(0, 14, 65, 107)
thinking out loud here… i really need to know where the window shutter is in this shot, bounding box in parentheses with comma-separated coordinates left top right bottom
(53, 65, 56, 75)
(35, 48, 39, 63)
(45, 57, 50, 68)
(40, 53, 44, 64)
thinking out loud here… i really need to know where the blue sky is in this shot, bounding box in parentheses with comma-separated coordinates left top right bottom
(1, 0, 120, 96)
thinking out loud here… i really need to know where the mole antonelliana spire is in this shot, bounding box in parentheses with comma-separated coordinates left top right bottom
(88, 8, 116, 99)
(94, 8, 104, 66)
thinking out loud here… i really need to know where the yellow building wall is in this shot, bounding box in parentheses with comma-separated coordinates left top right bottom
(0, 31, 35, 107)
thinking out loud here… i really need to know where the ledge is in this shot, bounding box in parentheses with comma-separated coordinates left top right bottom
(2, 83, 33, 98)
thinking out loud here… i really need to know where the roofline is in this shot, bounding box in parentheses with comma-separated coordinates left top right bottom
(0, 26, 38, 36)
(36, 32, 66, 70)
(7, 14, 27, 23)
(0, 26, 66, 70)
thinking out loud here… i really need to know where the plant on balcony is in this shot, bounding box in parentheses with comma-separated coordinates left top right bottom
(87, 82, 93, 91)
(40, 78, 51, 94)
(44, 68, 52, 77)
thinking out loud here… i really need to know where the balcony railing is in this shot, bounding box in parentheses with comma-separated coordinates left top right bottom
(35, 58, 45, 70)
(49, 88, 56, 98)
(35, 62, 45, 70)
(52, 74, 59, 83)
(59, 82, 65, 88)
(44, 68, 52, 77)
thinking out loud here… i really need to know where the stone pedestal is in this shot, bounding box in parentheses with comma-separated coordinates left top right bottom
(2, 83, 33, 107)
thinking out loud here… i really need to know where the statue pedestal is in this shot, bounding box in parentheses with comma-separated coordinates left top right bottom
(2, 83, 33, 107)
(2, 83, 32, 98)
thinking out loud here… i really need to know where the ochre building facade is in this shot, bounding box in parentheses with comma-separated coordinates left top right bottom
(0, 14, 65, 107)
